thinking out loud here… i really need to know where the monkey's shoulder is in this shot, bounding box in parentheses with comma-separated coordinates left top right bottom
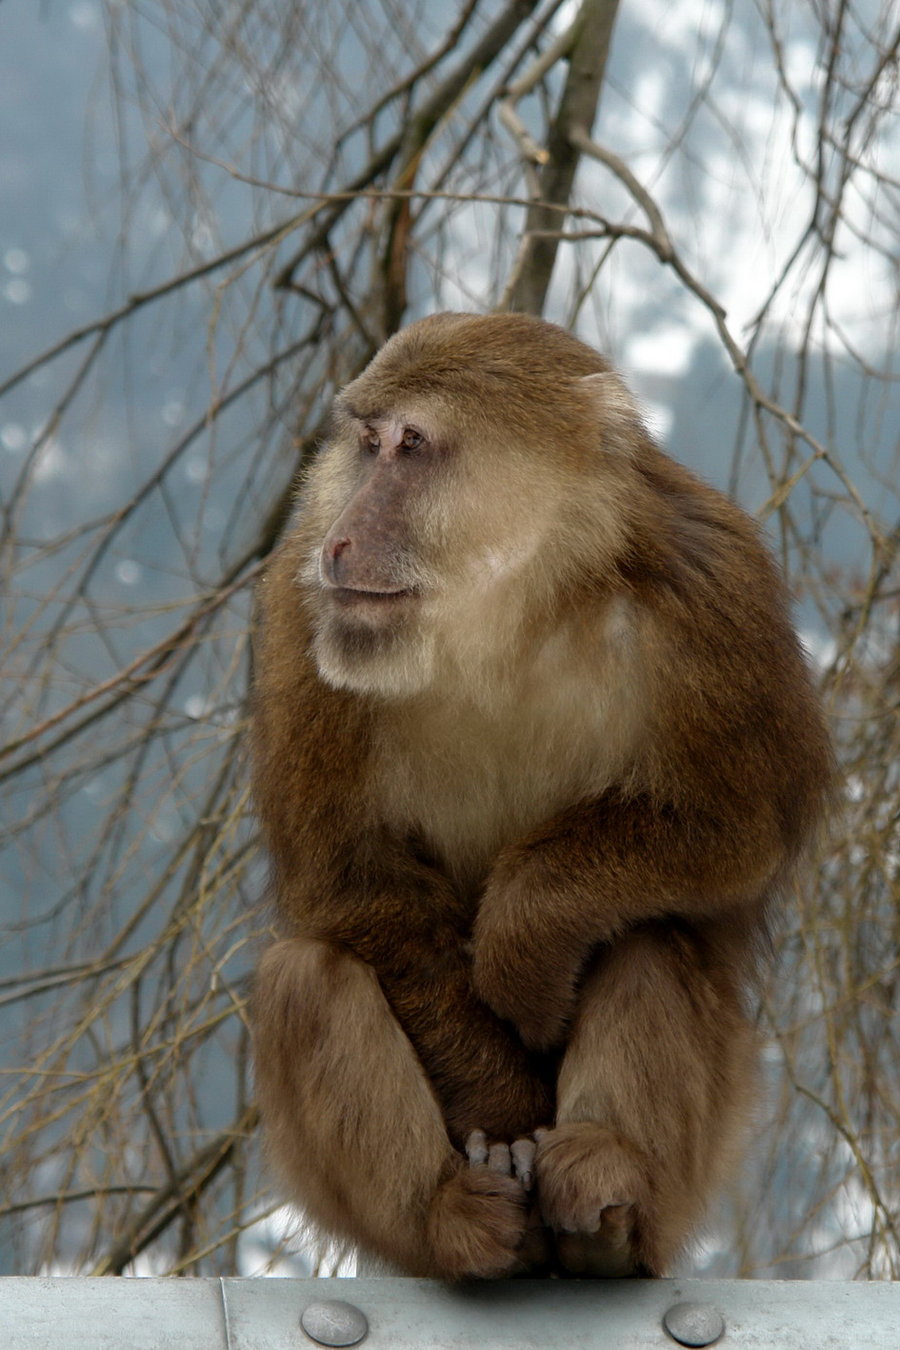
(631, 453, 786, 613)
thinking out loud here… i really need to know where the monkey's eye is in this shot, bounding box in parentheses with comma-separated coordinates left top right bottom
(362, 428, 380, 454)
(400, 427, 425, 453)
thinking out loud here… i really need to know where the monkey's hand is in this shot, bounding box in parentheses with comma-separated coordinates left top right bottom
(472, 860, 587, 1051)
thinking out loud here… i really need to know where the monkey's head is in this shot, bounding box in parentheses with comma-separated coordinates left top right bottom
(299, 312, 646, 699)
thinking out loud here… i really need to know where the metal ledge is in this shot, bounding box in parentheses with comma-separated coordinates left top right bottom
(1, 1275, 897, 1349)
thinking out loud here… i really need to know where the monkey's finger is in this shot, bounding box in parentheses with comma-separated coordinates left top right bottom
(465, 1129, 489, 1167)
(511, 1138, 536, 1191)
(488, 1141, 512, 1176)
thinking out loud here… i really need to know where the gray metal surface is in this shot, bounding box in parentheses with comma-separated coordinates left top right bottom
(0, 1275, 896, 1349)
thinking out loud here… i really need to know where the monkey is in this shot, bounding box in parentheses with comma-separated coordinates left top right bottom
(251, 311, 833, 1280)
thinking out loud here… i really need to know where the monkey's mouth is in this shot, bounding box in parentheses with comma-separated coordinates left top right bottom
(327, 585, 418, 610)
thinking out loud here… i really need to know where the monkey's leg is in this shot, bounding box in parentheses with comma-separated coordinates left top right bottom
(254, 937, 531, 1279)
(535, 923, 758, 1276)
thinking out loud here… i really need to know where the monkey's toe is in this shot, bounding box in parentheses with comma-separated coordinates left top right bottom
(465, 1129, 489, 1166)
(465, 1130, 536, 1191)
(511, 1137, 536, 1191)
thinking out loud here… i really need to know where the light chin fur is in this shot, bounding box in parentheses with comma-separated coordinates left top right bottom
(312, 615, 438, 699)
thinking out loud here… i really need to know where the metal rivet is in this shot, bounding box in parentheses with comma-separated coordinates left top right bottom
(300, 1299, 369, 1347)
(663, 1301, 725, 1347)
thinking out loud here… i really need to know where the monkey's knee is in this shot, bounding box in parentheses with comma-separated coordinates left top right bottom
(254, 936, 387, 1055)
(256, 935, 368, 1007)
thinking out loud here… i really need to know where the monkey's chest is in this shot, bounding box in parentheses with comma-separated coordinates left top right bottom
(373, 693, 635, 894)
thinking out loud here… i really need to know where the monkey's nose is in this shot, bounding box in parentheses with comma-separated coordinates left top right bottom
(322, 536, 351, 585)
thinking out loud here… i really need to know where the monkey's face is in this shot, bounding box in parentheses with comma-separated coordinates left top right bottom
(297, 313, 643, 700)
(302, 401, 564, 698)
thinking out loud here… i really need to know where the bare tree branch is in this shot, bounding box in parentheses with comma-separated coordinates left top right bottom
(504, 0, 621, 314)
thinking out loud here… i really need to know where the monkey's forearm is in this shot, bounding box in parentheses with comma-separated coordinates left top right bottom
(324, 911, 554, 1145)
(473, 793, 783, 1050)
(377, 958, 555, 1148)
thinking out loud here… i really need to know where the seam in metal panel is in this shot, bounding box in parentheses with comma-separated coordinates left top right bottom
(219, 1276, 235, 1350)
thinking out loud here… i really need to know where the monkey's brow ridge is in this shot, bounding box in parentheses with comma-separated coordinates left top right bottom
(340, 399, 382, 423)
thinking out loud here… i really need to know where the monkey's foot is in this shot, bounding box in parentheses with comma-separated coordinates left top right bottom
(426, 1135, 529, 1280)
(462, 1130, 553, 1276)
(534, 1122, 649, 1277)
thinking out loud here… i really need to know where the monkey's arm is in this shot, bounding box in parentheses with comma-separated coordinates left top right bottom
(472, 789, 784, 1052)
(258, 766, 553, 1144)
(473, 581, 832, 1052)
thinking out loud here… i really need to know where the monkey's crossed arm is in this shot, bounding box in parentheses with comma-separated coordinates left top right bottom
(473, 787, 787, 1053)
(470, 470, 827, 1051)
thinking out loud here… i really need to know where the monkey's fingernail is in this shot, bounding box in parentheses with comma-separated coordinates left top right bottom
(520, 1170, 533, 1190)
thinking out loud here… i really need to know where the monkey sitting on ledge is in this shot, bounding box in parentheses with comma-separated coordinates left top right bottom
(250, 311, 832, 1280)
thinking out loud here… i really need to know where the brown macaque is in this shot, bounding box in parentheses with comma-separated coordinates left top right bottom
(251, 312, 832, 1280)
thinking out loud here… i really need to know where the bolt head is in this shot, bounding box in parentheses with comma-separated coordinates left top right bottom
(663, 1301, 725, 1347)
(300, 1299, 369, 1347)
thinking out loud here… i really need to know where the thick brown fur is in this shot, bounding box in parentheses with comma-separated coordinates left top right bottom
(251, 312, 833, 1279)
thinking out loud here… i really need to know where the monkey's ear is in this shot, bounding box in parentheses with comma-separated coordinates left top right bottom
(578, 371, 644, 450)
